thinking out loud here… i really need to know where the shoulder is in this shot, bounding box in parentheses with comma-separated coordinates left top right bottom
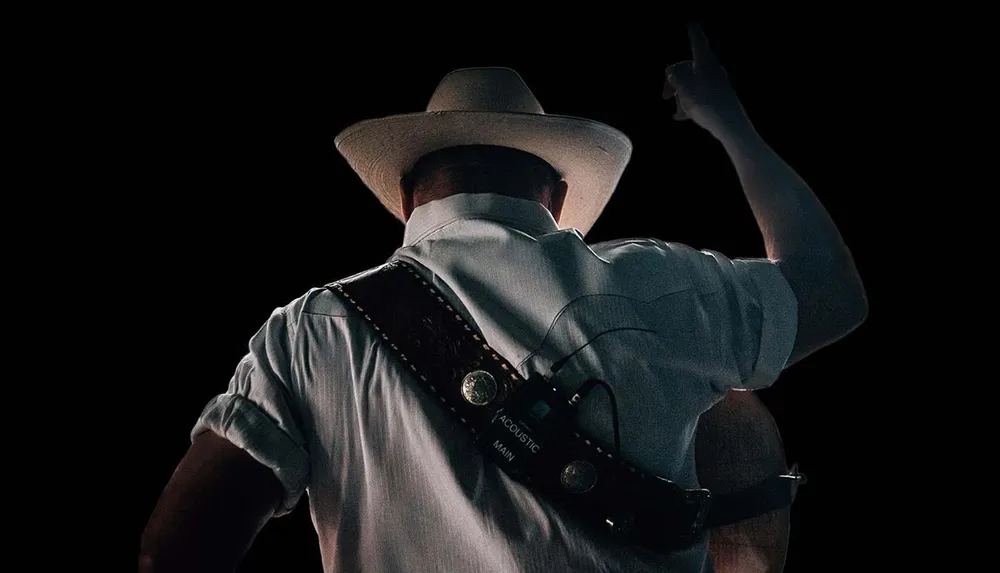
(591, 237, 708, 266)
(589, 237, 721, 293)
(591, 237, 785, 288)
(273, 264, 395, 329)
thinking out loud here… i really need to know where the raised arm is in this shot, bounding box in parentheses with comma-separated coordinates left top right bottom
(664, 23, 868, 367)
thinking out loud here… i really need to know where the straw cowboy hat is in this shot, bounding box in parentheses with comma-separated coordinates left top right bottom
(334, 67, 633, 237)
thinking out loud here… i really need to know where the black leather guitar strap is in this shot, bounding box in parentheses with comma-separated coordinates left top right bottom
(327, 260, 804, 551)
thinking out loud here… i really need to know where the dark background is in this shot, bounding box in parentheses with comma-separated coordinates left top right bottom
(120, 15, 905, 573)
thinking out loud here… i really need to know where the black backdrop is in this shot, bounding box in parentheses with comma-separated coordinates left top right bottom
(126, 16, 894, 572)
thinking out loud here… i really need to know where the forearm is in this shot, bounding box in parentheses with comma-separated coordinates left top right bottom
(718, 122, 851, 265)
(139, 432, 281, 573)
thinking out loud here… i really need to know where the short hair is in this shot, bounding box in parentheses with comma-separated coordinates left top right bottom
(403, 145, 561, 202)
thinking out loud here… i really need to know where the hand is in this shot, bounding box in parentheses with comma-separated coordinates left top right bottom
(663, 23, 753, 139)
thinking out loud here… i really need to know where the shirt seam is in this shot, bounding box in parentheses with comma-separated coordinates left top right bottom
(515, 290, 693, 369)
(300, 311, 357, 319)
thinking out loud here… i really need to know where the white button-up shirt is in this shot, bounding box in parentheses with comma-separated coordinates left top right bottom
(193, 193, 798, 572)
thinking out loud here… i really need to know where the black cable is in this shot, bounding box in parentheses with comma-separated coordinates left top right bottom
(548, 327, 656, 377)
(547, 327, 653, 460)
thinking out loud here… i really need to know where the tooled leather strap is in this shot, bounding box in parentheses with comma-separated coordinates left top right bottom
(326, 259, 801, 549)
(328, 261, 524, 433)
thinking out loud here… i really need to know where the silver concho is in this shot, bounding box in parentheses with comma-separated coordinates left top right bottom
(460, 370, 497, 406)
(560, 460, 598, 494)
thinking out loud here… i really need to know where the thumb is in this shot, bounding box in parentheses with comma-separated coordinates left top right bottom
(665, 61, 694, 120)
(673, 101, 689, 122)
(662, 80, 676, 100)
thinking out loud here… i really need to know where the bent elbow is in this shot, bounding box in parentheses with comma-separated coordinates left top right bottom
(827, 274, 868, 339)
(840, 296, 868, 339)
(844, 272, 869, 332)
(780, 258, 868, 367)
(138, 529, 188, 573)
(137, 551, 156, 573)
(138, 533, 170, 573)
(817, 252, 869, 335)
(137, 546, 166, 573)
(855, 289, 869, 327)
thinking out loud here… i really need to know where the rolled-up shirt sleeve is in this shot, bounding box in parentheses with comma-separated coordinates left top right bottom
(700, 250, 799, 391)
(191, 306, 309, 517)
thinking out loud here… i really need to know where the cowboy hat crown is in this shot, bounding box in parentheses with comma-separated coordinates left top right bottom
(335, 67, 632, 236)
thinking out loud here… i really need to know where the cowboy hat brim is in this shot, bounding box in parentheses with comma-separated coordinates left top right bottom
(335, 110, 632, 237)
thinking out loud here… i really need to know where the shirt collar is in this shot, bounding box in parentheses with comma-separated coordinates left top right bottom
(401, 193, 560, 247)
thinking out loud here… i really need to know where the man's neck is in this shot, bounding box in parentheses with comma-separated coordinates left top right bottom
(401, 193, 561, 247)
(415, 189, 550, 213)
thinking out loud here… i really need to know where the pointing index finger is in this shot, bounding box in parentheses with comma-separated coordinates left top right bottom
(687, 22, 717, 64)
